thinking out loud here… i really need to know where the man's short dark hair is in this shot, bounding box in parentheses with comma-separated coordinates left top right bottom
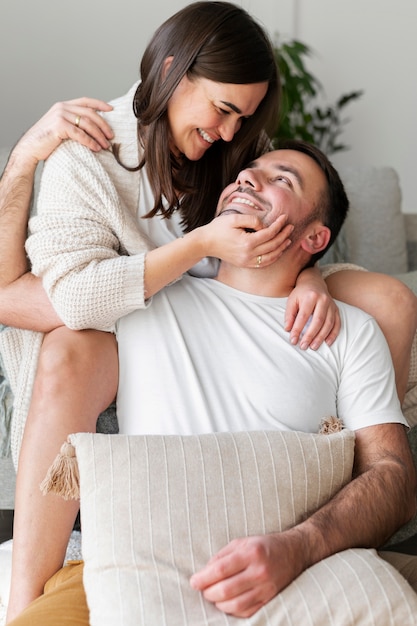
(275, 139, 349, 266)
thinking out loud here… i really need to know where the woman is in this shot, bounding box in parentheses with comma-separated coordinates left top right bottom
(2, 2, 416, 623)
(2, 3, 292, 622)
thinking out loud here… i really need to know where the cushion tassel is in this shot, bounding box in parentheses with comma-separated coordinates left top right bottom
(40, 440, 80, 500)
(319, 416, 344, 434)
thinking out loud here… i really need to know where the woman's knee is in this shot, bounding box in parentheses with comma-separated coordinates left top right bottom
(327, 270, 417, 332)
(36, 328, 118, 397)
(394, 281, 417, 329)
(374, 277, 417, 339)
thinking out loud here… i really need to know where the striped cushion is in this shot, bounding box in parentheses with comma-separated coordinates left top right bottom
(72, 430, 417, 626)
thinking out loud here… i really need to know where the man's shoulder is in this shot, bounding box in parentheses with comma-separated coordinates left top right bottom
(336, 300, 374, 323)
(336, 299, 385, 344)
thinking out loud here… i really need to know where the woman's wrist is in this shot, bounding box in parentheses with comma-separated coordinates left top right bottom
(144, 229, 207, 298)
(182, 225, 210, 262)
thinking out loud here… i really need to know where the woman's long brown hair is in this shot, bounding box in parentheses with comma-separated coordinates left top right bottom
(115, 1, 280, 232)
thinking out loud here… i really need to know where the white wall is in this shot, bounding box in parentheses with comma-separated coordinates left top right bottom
(297, 0, 417, 214)
(0, 0, 290, 145)
(1, 0, 416, 212)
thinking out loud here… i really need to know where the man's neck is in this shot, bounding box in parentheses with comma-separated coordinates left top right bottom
(215, 263, 299, 298)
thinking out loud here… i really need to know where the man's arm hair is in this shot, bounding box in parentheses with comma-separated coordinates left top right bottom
(0, 149, 35, 285)
(295, 423, 417, 567)
(0, 150, 62, 331)
(189, 422, 416, 618)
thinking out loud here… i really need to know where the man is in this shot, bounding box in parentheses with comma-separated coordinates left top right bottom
(115, 144, 417, 618)
(8, 141, 416, 625)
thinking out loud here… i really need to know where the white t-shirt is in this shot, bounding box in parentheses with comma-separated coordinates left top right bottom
(116, 275, 406, 436)
(138, 165, 219, 279)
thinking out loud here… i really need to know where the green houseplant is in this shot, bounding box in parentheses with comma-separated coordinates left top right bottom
(272, 39, 363, 155)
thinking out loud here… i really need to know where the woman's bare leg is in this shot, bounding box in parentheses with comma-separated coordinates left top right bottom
(6, 327, 118, 623)
(326, 270, 417, 403)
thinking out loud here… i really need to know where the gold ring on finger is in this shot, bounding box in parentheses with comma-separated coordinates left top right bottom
(256, 255, 262, 268)
(75, 115, 81, 127)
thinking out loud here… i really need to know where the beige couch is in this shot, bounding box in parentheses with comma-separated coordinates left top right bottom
(1, 150, 417, 548)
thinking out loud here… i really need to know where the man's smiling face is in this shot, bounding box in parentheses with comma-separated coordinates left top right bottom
(216, 149, 327, 234)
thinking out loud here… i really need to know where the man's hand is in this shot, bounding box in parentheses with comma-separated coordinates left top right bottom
(190, 424, 416, 619)
(190, 532, 302, 618)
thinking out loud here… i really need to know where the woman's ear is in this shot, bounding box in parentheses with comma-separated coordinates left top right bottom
(300, 224, 331, 255)
(162, 56, 174, 80)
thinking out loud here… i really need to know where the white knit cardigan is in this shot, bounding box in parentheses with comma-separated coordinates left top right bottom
(2, 82, 154, 467)
(10, 83, 416, 469)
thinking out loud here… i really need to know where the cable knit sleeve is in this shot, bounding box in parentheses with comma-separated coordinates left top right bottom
(26, 141, 151, 331)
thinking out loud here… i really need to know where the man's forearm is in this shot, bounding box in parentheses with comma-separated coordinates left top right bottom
(293, 423, 417, 572)
(191, 423, 417, 618)
(0, 273, 63, 331)
(0, 149, 63, 330)
(0, 148, 37, 285)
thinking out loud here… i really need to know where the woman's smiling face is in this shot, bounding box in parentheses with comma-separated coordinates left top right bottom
(166, 74, 268, 161)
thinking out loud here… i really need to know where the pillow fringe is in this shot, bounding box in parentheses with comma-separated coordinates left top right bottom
(38, 421, 342, 502)
(319, 416, 344, 434)
(40, 440, 80, 500)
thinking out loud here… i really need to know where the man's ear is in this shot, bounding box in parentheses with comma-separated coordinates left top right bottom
(162, 56, 174, 80)
(300, 224, 331, 255)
